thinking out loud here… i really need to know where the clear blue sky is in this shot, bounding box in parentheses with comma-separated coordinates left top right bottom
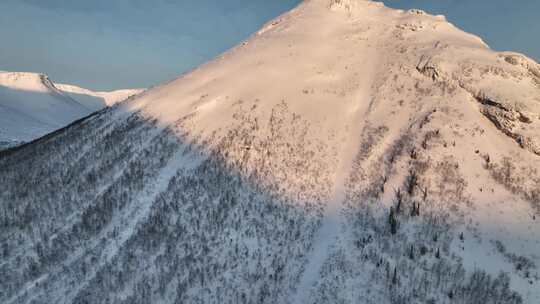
(0, 0, 538, 91)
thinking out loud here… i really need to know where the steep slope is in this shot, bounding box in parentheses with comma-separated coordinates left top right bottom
(1, 0, 539, 303)
(0, 71, 143, 147)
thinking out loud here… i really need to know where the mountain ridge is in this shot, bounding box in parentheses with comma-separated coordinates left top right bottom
(0, 70, 144, 147)
(1, 0, 539, 303)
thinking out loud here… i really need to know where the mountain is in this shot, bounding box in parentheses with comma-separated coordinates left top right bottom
(1, 0, 539, 303)
(0, 71, 143, 148)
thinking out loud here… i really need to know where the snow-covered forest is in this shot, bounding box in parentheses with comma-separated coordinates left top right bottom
(1, 0, 539, 303)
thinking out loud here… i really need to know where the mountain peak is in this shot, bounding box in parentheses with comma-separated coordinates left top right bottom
(1, 1, 539, 303)
(328, 0, 382, 10)
(0, 71, 55, 93)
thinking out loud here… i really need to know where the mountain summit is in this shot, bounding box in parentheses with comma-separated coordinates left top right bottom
(1, 1, 539, 303)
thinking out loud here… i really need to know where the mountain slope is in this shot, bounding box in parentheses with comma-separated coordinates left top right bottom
(0, 71, 143, 147)
(1, 0, 539, 303)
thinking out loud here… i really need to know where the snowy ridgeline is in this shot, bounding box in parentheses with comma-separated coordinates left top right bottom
(0, 71, 143, 147)
(1, 0, 540, 303)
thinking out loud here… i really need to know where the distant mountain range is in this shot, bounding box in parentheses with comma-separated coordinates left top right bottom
(0, 71, 143, 148)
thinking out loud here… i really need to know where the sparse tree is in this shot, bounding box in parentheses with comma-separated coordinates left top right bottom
(389, 207, 398, 235)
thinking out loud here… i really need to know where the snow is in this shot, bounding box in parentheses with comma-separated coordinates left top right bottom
(0, 71, 143, 145)
(55, 83, 144, 106)
(291, 27, 380, 300)
(1, 0, 540, 303)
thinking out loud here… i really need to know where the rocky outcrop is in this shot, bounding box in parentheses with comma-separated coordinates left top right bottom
(503, 53, 540, 81)
(416, 53, 540, 156)
(476, 94, 540, 156)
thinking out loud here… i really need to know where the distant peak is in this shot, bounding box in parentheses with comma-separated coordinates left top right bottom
(0, 70, 48, 81)
(0, 71, 57, 93)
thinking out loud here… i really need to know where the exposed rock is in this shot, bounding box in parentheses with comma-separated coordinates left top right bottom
(477, 96, 540, 156)
(416, 52, 540, 156)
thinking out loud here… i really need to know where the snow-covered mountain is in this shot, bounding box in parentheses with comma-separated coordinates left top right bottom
(1, 0, 539, 303)
(0, 71, 143, 148)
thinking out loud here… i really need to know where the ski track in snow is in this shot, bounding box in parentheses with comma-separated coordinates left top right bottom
(291, 110, 368, 304)
(290, 61, 376, 304)
(0, 124, 162, 272)
(6, 137, 202, 304)
(59, 146, 203, 304)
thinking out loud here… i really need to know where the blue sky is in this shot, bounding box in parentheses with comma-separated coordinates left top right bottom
(0, 1, 538, 91)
